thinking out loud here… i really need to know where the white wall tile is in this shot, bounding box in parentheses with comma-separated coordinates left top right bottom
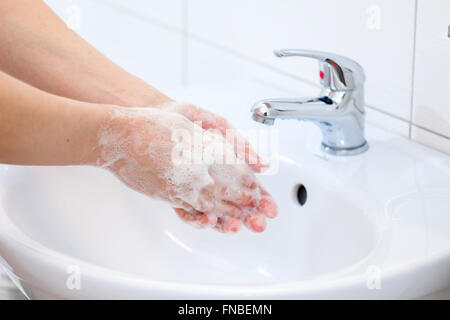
(187, 0, 417, 120)
(412, 0, 450, 139)
(96, 0, 184, 30)
(187, 40, 322, 96)
(44, 0, 184, 90)
(188, 40, 413, 138)
(411, 126, 450, 155)
(365, 107, 410, 138)
(42, 0, 450, 158)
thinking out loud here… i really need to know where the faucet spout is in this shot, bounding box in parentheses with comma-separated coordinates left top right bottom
(251, 95, 336, 124)
(250, 49, 368, 156)
(251, 91, 367, 156)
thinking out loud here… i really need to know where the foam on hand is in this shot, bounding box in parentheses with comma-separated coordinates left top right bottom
(94, 103, 274, 233)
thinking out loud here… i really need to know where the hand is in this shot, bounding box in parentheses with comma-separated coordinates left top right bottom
(96, 106, 277, 233)
(154, 101, 269, 174)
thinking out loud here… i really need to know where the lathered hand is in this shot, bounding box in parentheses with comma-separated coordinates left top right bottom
(96, 106, 277, 233)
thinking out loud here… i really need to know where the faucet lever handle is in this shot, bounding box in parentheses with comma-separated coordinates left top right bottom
(274, 49, 365, 91)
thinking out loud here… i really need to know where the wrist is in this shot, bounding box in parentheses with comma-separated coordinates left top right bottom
(112, 77, 173, 108)
(86, 105, 141, 168)
(77, 103, 120, 167)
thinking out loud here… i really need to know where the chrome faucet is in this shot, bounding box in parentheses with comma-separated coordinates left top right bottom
(251, 49, 368, 156)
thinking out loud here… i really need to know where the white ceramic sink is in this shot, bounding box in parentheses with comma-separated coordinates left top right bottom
(0, 81, 449, 299)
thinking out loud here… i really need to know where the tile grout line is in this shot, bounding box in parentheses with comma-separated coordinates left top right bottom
(410, 124, 450, 140)
(408, 0, 419, 139)
(365, 104, 410, 123)
(187, 33, 319, 89)
(94, 0, 184, 34)
(94, 0, 318, 90)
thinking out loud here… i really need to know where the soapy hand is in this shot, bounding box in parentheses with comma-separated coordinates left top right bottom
(96, 106, 277, 233)
(155, 102, 268, 174)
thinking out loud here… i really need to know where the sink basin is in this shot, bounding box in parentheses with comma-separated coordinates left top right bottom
(0, 81, 449, 299)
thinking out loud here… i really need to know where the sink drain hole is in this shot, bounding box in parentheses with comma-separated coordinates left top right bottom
(295, 184, 307, 206)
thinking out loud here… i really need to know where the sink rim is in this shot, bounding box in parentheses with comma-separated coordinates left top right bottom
(0, 185, 376, 285)
(1, 203, 449, 299)
(0, 161, 384, 286)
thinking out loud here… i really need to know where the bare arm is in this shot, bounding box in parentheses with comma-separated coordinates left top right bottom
(0, 1, 276, 232)
(0, 0, 266, 172)
(0, 70, 108, 165)
(0, 0, 169, 107)
(0, 70, 277, 232)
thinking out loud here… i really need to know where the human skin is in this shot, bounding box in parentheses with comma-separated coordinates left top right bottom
(0, 0, 266, 173)
(0, 71, 277, 232)
(0, 0, 162, 107)
(0, 0, 277, 232)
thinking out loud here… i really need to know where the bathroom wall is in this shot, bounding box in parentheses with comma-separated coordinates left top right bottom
(43, 0, 450, 154)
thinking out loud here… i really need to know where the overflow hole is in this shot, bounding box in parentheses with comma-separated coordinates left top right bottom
(295, 184, 307, 206)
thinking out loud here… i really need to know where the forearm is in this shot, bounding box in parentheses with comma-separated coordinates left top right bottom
(0, 0, 171, 107)
(0, 71, 110, 166)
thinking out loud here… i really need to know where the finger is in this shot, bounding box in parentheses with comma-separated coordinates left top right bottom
(213, 217, 242, 233)
(206, 172, 259, 207)
(241, 173, 258, 190)
(210, 200, 242, 218)
(224, 126, 269, 173)
(255, 186, 278, 218)
(173, 208, 216, 228)
(258, 197, 278, 218)
(196, 190, 242, 217)
(244, 212, 267, 233)
(217, 185, 259, 208)
(184, 108, 268, 173)
(238, 137, 269, 173)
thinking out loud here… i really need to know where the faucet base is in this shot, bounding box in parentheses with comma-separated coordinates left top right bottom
(321, 141, 369, 156)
